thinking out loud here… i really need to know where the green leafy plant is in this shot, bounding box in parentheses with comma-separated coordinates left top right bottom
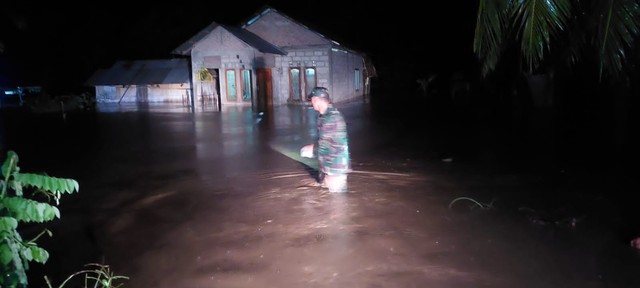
(0, 150, 79, 287)
(197, 67, 213, 81)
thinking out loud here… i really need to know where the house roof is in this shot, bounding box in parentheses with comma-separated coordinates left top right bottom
(241, 6, 363, 56)
(171, 22, 287, 56)
(171, 22, 219, 56)
(84, 59, 189, 86)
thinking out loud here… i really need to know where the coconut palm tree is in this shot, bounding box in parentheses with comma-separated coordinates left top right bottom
(473, 0, 640, 82)
(472, 0, 640, 166)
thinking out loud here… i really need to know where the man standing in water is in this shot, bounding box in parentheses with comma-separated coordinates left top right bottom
(301, 87, 352, 193)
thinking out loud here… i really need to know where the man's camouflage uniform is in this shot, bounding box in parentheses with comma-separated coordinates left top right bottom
(313, 105, 352, 187)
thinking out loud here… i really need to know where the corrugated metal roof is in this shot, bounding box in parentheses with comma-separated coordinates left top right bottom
(85, 59, 189, 86)
(222, 25, 288, 55)
(241, 6, 364, 56)
(171, 22, 287, 56)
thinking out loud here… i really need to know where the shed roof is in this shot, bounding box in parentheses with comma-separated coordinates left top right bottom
(171, 23, 287, 56)
(85, 59, 189, 86)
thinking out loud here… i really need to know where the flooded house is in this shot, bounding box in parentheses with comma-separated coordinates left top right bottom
(86, 6, 375, 112)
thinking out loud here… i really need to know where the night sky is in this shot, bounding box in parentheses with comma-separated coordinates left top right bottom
(0, 1, 478, 93)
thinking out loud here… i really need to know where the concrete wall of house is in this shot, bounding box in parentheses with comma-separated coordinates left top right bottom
(329, 48, 365, 103)
(272, 48, 331, 105)
(244, 10, 333, 106)
(270, 58, 285, 105)
(245, 10, 365, 106)
(190, 27, 265, 111)
(270, 47, 364, 105)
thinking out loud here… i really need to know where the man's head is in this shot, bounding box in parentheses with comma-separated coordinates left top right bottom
(308, 87, 331, 113)
(308, 87, 330, 102)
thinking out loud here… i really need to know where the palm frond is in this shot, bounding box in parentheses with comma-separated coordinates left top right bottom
(594, 0, 640, 81)
(473, 0, 510, 76)
(556, 1, 588, 68)
(513, 0, 572, 73)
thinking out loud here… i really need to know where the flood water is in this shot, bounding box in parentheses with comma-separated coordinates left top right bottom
(1, 98, 639, 287)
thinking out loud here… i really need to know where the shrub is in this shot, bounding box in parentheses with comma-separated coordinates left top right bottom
(0, 150, 79, 287)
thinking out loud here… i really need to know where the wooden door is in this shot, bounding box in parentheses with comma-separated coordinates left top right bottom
(256, 68, 273, 112)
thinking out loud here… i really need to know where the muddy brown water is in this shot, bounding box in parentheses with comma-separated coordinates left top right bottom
(1, 100, 639, 288)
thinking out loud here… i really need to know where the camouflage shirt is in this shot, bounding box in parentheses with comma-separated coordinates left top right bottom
(314, 106, 352, 175)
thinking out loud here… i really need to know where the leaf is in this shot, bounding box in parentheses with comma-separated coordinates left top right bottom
(20, 245, 33, 261)
(0, 217, 18, 232)
(514, 0, 572, 73)
(594, 0, 640, 81)
(24, 245, 49, 264)
(2, 197, 60, 222)
(58, 178, 80, 194)
(13, 173, 79, 194)
(72, 179, 79, 193)
(15, 183, 23, 197)
(8, 180, 23, 197)
(474, 0, 510, 76)
(6, 236, 28, 286)
(0, 242, 15, 266)
(48, 176, 58, 192)
(59, 178, 70, 193)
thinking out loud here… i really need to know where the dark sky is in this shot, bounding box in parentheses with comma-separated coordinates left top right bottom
(0, 1, 478, 93)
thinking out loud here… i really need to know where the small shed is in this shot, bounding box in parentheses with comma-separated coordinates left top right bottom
(85, 59, 190, 105)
